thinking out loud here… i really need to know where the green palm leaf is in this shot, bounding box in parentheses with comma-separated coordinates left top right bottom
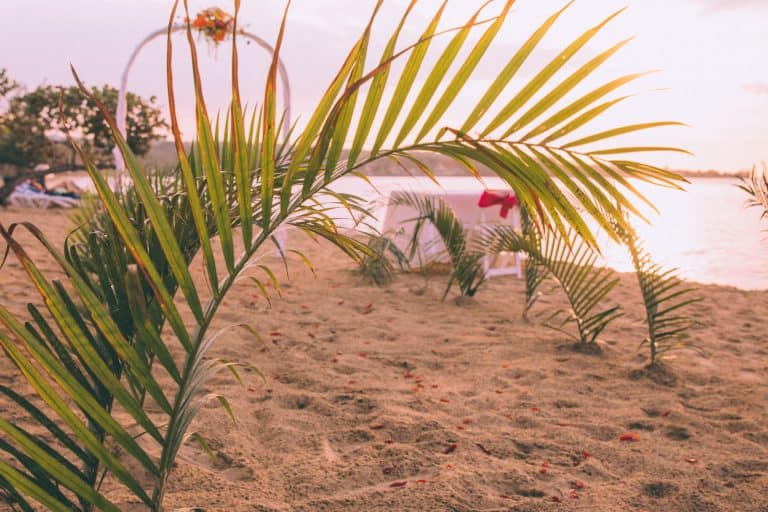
(391, 192, 486, 299)
(485, 224, 622, 344)
(739, 163, 768, 219)
(617, 218, 700, 364)
(480, 207, 548, 318)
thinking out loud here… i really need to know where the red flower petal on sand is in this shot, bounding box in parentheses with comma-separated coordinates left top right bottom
(530, 407, 541, 413)
(619, 433, 640, 442)
(551, 496, 562, 503)
(416, 479, 428, 484)
(582, 451, 591, 459)
(573, 481, 586, 489)
(389, 481, 407, 488)
(440, 398, 450, 403)
(661, 410, 672, 417)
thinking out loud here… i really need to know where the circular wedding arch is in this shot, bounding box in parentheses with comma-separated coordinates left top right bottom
(113, 24, 292, 172)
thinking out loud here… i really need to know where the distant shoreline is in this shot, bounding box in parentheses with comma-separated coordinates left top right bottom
(3, 139, 752, 180)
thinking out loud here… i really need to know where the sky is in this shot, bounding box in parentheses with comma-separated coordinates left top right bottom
(1, 0, 766, 173)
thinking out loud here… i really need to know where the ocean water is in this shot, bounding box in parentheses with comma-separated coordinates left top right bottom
(327, 176, 768, 291)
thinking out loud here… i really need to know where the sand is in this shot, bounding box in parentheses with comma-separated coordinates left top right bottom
(1, 207, 767, 511)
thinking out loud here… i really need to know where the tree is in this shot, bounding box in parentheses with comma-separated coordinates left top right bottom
(0, 69, 18, 100)
(0, 70, 167, 204)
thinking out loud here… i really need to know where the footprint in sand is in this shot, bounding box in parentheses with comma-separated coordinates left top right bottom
(665, 426, 691, 441)
(643, 481, 677, 498)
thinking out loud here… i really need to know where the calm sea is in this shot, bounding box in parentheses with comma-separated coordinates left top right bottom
(328, 176, 768, 291)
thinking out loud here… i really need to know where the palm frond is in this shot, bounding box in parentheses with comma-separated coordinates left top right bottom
(357, 232, 409, 287)
(392, 192, 486, 299)
(485, 224, 622, 344)
(739, 163, 768, 220)
(617, 219, 700, 364)
(480, 207, 548, 318)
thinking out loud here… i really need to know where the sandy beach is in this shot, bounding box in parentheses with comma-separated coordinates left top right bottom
(1, 207, 767, 511)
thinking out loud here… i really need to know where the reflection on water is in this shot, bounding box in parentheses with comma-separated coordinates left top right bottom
(328, 176, 767, 291)
(597, 178, 768, 290)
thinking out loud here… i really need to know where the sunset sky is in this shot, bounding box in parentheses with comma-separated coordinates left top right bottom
(2, 0, 766, 173)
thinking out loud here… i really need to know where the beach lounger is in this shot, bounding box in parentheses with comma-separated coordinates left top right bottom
(7, 188, 80, 209)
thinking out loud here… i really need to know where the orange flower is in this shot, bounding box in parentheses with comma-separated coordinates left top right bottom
(190, 7, 234, 44)
(191, 14, 208, 29)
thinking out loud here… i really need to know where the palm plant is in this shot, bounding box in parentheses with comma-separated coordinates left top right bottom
(739, 163, 768, 219)
(617, 219, 699, 365)
(485, 206, 549, 319)
(519, 209, 549, 319)
(0, 0, 687, 509)
(483, 225, 621, 345)
(392, 191, 487, 299)
(357, 232, 409, 286)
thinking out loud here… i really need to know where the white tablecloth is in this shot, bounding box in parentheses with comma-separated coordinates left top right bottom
(382, 190, 522, 277)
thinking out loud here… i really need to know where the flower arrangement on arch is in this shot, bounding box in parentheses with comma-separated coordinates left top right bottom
(189, 7, 234, 43)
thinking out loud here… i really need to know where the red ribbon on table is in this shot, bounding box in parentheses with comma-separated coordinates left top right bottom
(477, 190, 518, 218)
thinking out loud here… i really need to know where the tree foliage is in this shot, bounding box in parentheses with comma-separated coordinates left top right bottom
(0, 75, 166, 169)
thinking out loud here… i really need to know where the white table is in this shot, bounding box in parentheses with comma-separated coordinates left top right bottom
(382, 190, 523, 278)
